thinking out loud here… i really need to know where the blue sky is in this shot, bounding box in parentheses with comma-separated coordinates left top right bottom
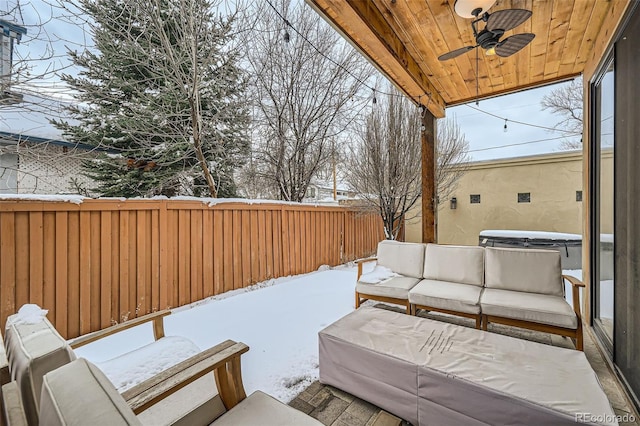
(4, 1, 579, 162)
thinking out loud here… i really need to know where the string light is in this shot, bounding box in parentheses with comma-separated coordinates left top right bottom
(465, 104, 582, 135)
(372, 89, 377, 104)
(503, 119, 508, 132)
(263, 0, 431, 108)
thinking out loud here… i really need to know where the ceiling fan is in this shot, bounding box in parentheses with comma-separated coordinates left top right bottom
(438, 8, 535, 61)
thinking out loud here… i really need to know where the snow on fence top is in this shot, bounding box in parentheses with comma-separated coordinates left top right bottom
(0, 194, 346, 208)
(480, 230, 583, 241)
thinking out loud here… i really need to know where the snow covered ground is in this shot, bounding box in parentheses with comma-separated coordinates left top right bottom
(74, 266, 359, 402)
(73, 263, 594, 403)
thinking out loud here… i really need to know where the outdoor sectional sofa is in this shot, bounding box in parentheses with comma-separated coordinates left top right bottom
(356, 241, 585, 350)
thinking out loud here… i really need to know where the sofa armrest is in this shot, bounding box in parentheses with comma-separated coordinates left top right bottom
(122, 339, 250, 414)
(563, 275, 585, 319)
(2, 381, 28, 426)
(355, 257, 378, 280)
(69, 310, 171, 349)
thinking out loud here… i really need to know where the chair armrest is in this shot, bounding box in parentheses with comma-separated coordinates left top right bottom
(0, 333, 10, 387)
(2, 382, 28, 426)
(355, 257, 377, 280)
(69, 310, 171, 349)
(563, 275, 585, 319)
(122, 339, 249, 414)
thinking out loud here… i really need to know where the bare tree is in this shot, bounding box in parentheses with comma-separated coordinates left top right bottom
(436, 117, 470, 205)
(541, 77, 583, 149)
(241, 0, 373, 202)
(347, 89, 470, 240)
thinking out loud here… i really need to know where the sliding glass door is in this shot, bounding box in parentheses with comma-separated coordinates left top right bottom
(591, 59, 614, 351)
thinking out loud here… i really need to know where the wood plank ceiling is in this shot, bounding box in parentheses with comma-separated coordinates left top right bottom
(306, 0, 623, 118)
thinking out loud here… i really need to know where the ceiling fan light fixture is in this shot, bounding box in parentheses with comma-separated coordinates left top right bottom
(453, 0, 497, 19)
(485, 47, 496, 56)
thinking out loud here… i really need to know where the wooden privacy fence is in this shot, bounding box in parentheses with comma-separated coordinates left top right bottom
(0, 198, 384, 339)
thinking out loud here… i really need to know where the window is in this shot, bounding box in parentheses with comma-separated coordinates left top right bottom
(470, 194, 481, 204)
(306, 187, 316, 198)
(576, 190, 583, 202)
(517, 192, 530, 203)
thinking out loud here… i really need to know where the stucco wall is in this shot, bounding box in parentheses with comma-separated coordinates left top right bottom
(405, 150, 613, 246)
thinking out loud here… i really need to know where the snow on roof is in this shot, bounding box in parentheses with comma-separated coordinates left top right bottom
(0, 93, 75, 141)
(480, 230, 583, 241)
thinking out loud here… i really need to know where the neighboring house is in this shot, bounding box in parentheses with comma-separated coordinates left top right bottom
(302, 178, 357, 204)
(0, 93, 100, 194)
(0, 8, 27, 104)
(405, 149, 613, 246)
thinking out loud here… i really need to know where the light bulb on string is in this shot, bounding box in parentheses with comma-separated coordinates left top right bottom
(503, 119, 508, 133)
(372, 89, 377, 104)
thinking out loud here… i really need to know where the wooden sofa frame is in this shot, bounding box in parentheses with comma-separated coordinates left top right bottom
(355, 257, 412, 315)
(1, 310, 250, 425)
(481, 274, 585, 351)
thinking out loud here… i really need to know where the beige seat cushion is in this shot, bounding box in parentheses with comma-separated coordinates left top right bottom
(4, 316, 76, 426)
(357, 277, 421, 300)
(40, 358, 142, 426)
(377, 240, 426, 279)
(137, 375, 226, 426)
(423, 244, 485, 286)
(481, 288, 578, 329)
(485, 247, 563, 296)
(409, 280, 482, 314)
(213, 391, 323, 426)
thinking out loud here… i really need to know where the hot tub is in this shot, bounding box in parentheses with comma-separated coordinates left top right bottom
(479, 230, 583, 270)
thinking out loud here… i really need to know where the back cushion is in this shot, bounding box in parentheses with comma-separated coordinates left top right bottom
(4, 316, 76, 426)
(485, 247, 563, 296)
(40, 358, 141, 426)
(423, 244, 485, 286)
(377, 240, 426, 278)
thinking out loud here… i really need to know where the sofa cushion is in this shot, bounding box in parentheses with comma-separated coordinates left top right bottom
(409, 280, 482, 314)
(214, 391, 323, 426)
(377, 240, 425, 279)
(4, 315, 76, 426)
(423, 244, 485, 286)
(357, 277, 421, 300)
(485, 247, 563, 296)
(480, 288, 578, 329)
(40, 358, 142, 426)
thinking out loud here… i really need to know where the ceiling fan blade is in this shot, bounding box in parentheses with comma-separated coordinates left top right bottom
(486, 9, 532, 32)
(494, 33, 535, 57)
(438, 46, 476, 61)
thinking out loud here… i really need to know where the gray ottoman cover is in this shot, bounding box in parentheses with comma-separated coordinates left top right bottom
(319, 307, 616, 426)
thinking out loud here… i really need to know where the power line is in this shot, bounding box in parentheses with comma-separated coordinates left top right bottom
(468, 135, 572, 153)
(464, 104, 582, 135)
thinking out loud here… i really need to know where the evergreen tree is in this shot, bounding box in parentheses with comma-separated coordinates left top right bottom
(53, 0, 249, 197)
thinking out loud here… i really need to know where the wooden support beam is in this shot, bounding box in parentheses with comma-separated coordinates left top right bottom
(310, 0, 445, 117)
(421, 109, 436, 243)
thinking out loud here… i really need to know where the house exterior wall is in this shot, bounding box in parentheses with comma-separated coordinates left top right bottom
(405, 150, 613, 246)
(17, 145, 93, 194)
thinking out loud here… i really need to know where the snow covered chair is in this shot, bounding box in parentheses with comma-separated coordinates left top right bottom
(2, 306, 226, 425)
